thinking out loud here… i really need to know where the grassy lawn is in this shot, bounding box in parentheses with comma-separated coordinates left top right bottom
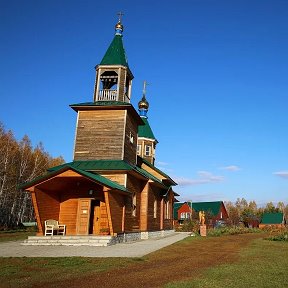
(0, 230, 36, 242)
(165, 238, 288, 288)
(0, 257, 137, 288)
(0, 232, 287, 287)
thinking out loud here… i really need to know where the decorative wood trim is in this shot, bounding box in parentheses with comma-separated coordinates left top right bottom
(121, 109, 127, 160)
(31, 191, 42, 235)
(104, 191, 114, 235)
(73, 112, 80, 160)
(160, 198, 164, 230)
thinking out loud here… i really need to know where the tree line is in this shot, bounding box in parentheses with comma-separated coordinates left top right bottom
(0, 122, 64, 229)
(225, 198, 288, 226)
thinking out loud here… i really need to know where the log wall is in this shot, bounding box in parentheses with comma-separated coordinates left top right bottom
(125, 174, 146, 232)
(74, 110, 125, 161)
(35, 188, 60, 233)
(123, 111, 138, 165)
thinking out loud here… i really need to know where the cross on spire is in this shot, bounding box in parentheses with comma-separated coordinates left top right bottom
(117, 11, 124, 23)
(143, 80, 147, 97)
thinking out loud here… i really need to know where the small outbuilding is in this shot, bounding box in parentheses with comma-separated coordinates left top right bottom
(259, 212, 286, 228)
(174, 201, 228, 227)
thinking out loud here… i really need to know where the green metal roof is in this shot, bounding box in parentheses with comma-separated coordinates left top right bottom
(173, 201, 223, 219)
(192, 201, 222, 216)
(48, 160, 167, 189)
(140, 158, 177, 185)
(48, 160, 133, 172)
(261, 212, 283, 224)
(138, 117, 157, 141)
(20, 164, 128, 193)
(100, 35, 129, 67)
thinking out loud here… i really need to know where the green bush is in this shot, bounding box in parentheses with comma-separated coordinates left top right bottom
(208, 227, 261, 237)
(175, 220, 200, 234)
(265, 228, 288, 242)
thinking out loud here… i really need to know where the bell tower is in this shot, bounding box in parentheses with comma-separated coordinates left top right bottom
(93, 14, 133, 103)
(71, 16, 143, 165)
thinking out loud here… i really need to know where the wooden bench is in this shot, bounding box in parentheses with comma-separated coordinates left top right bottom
(44, 219, 66, 236)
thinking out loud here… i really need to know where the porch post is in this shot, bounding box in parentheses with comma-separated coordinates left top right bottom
(104, 189, 114, 235)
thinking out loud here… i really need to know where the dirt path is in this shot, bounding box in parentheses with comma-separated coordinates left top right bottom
(48, 233, 263, 288)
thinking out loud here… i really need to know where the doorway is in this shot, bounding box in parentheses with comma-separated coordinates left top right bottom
(89, 200, 100, 234)
(76, 199, 101, 235)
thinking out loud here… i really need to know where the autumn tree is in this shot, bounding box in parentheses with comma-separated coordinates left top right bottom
(0, 122, 64, 229)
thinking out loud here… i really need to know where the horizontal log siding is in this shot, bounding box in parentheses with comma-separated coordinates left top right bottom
(74, 110, 125, 161)
(163, 189, 174, 230)
(125, 175, 146, 232)
(123, 111, 138, 165)
(98, 173, 126, 186)
(107, 191, 125, 233)
(147, 185, 162, 231)
(35, 188, 60, 235)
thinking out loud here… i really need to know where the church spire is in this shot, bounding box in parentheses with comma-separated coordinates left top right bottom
(138, 81, 149, 118)
(93, 15, 134, 103)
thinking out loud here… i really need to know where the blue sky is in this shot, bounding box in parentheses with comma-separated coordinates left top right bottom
(1, 0, 288, 205)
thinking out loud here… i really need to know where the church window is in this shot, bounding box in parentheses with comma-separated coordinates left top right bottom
(154, 196, 157, 218)
(164, 199, 170, 219)
(129, 132, 134, 144)
(132, 193, 137, 217)
(137, 144, 141, 155)
(145, 145, 151, 156)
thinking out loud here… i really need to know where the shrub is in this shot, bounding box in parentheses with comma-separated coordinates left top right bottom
(208, 227, 261, 237)
(175, 220, 199, 234)
(265, 227, 288, 242)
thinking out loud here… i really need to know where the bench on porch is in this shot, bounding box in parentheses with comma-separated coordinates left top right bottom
(44, 219, 66, 236)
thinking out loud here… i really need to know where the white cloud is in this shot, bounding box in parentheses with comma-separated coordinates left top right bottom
(219, 165, 241, 171)
(273, 171, 288, 179)
(175, 171, 224, 186)
(156, 161, 169, 166)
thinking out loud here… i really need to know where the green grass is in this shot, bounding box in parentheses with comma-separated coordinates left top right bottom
(207, 226, 261, 237)
(0, 230, 36, 242)
(165, 238, 288, 288)
(0, 257, 136, 287)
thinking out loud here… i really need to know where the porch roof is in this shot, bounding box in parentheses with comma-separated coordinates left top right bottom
(20, 165, 129, 193)
(48, 159, 168, 188)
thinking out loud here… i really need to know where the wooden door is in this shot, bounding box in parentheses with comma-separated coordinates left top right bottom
(76, 199, 91, 235)
(93, 204, 101, 234)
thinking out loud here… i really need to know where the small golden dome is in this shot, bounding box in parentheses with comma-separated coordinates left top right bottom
(115, 21, 124, 32)
(138, 96, 149, 110)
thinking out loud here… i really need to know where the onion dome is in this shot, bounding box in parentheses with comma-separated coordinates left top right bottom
(115, 21, 124, 35)
(115, 12, 124, 36)
(138, 81, 149, 117)
(138, 95, 149, 110)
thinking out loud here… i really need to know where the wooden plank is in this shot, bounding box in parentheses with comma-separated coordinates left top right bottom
(140, 182, 149, 231)
(104, 191, 114, 235)
(76, 199, 91, 235)
(31, 191, 42, 235)
(74, 110, 126, 161)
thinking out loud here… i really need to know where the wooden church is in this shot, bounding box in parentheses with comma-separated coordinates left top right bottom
(21, 18, 178, 242)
